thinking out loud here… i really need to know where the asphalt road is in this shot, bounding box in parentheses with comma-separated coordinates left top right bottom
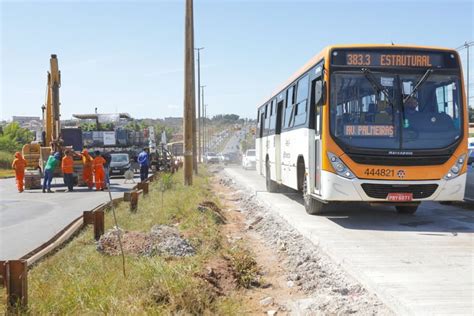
(225, 166, 474, 315)
(0, 174, 139, 260)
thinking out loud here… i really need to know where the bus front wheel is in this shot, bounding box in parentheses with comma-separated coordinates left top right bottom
(303, 177, 326, 215)
(395, 205, 418, 214)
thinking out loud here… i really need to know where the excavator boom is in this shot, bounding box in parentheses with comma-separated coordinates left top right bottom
(44, 54, 61, 148)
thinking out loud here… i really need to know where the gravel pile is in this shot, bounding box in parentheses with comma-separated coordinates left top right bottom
(97, 225, 195, 257)
(150, 225, 196, 257)
(219, 172, 392, 315)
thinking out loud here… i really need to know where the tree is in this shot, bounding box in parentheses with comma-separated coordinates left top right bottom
(0, 122, 34, 152)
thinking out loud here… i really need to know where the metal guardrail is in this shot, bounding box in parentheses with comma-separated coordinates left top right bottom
(0, 172, 158, 311)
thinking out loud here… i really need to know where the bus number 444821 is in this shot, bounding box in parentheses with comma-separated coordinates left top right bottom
(364, 168, 394, 177)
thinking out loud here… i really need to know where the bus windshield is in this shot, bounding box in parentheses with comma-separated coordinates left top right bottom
(330, 71, 462, 150)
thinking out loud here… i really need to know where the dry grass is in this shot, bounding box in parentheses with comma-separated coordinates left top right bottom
(227, 245, 260, 289)
(22, 168, 243, 315)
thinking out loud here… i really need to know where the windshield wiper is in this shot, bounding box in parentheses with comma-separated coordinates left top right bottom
(361, 68, 396, 121)
(403, 68, 433, 103)
(361, 68, 395, 104)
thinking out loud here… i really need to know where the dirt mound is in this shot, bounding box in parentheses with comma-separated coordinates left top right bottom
(197, 257, 238, 296)
(97, 225, 195, 257)
(97, 230, 152, 256)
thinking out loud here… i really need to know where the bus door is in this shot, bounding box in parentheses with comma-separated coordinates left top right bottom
(275, 98, 284, 181)
(312, 71, 324, 195)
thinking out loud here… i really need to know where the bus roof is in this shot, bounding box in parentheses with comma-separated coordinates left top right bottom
(257, 44, 458, 109)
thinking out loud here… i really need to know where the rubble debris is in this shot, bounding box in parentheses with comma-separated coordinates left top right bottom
(97, 225, 195, 257)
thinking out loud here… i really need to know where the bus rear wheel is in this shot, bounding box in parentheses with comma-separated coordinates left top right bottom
(303, 177, 326, 215)
(395, 205, 418, 214)
(265, 161, 279, 193)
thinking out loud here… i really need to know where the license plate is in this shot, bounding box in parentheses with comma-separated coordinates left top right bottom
(111, 170, 121, 174)
(387, 192, 413, 201)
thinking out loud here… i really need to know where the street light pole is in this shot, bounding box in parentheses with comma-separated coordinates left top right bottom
(201, 85, 206, 157)
(183, 0, 195, 185)
(195, 47, 204, 163)
(205, 104, 209, 150)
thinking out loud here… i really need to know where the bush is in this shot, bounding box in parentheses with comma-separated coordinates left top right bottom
(0, 151, 12, 169)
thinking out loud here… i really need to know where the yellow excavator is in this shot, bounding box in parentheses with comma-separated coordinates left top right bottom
(22, 55, 61, 188)
(42, 54, 62, 151)
(22, 54, 83, 189)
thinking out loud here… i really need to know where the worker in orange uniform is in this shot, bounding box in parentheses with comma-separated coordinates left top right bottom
(81, 149, 93, 189)
(11, 152, 27, 193)
(62, 150, 75, 192)
(92, 150, 106, 191)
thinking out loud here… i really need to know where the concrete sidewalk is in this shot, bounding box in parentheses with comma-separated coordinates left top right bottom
(225, 167, 474, 315)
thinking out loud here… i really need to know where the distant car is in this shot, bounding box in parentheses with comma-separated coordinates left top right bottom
(218, 153, 227, 163)
(468, 137, 474, 164)
(110, 153, 131, 176)
(205, 152, 220, 164)
(242, 149, 256, 170)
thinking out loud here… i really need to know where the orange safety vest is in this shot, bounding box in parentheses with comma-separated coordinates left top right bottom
(62, 156, 74, 174)
(12, 152, 27, 173)
(92, 156, 106, 173)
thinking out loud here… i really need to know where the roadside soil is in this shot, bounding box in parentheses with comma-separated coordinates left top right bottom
(211, 173, 307, 315)
(209, 165, 392, 315)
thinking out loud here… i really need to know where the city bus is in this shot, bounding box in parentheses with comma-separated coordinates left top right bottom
(256, 44, 468, 215)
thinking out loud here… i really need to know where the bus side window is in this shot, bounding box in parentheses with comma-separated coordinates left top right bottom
(284, 86, 295, 128)
(269, 99, 276, 134)
(294, 75, 309, 126)
(264, 103, 270, 135)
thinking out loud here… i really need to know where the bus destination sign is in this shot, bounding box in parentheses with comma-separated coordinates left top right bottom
(332, 50, 456, 68)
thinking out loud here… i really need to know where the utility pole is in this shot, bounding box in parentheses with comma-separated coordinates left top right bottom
(183, 0, 195, 185)
(465, 41, 470, 109)
(195, 47, 204, 163)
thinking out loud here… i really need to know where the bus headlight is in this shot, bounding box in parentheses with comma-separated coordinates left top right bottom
(444, 154, 466, 180)
(327, 152, 355, 179)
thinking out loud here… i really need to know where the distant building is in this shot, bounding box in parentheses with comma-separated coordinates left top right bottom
(164, 117, 183, 125)
(12, 116, 41, 125)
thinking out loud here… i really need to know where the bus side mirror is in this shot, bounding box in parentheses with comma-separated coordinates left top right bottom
(314, 80, 326, 106)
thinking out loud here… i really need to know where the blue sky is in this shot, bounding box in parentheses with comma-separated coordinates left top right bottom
(1, 0, 472, 121)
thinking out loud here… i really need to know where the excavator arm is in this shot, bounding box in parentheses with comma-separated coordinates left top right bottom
(44, 54, 61, 150)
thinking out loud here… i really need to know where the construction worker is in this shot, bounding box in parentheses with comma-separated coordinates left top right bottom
(11, 152, 27, 193)
(102, 151, 112, 187)
(81, 149, 93, 189)
(138, 147, 150, 182)
(43, 152, 61, 193)
(62, 150, 74, 192)
(92, 150, 106, 191)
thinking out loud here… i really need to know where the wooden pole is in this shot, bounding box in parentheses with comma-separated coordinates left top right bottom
(184, 0, 195, 185)
(195, 48, 204, 163)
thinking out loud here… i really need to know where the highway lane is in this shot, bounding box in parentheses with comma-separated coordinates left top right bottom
(0, 175, 139, 260)
(225, 166, 474, 315)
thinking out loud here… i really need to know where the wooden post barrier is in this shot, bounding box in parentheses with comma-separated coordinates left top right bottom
(137, 182, 149, 195)
(83, 210, 105, 241)
(0, 260, 28, 309)
(130, 191, 138, 212)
